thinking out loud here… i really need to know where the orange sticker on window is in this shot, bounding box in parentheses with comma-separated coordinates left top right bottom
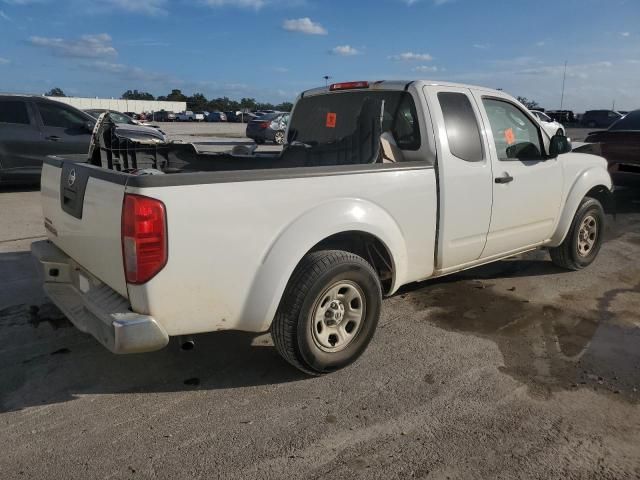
(504, 128, 515, 145)
(326, 112, 337, 128)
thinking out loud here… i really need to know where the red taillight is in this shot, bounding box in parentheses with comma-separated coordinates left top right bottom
(122, 194, 167, 285)
(329, 81, 369, 91)
(259, 121, 270, 129)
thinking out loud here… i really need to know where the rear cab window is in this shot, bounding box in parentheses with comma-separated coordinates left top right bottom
(288, 90, 422, 164)
(0, 100, 31, 125)
(438, 92, 483, 162)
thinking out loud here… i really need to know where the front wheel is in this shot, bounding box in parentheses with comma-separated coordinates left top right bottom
(549, 197, 605, 270)
(274, 131, 285, 145)
(271, 250, 382, 375)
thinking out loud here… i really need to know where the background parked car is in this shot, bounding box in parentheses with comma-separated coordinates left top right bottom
(175, 111, 195, 121)
(85, 110, 167, 138)
(583, 109, 640, 186)
(85, 108, 160, 128)
(151, 110, 176, 122)
(581, 110, 623, 128)
(224, 111, 257, 123)
(207, 111, 227, 122)
(546, 110, 576, 124)
(246, 112, 290, 145)
(0, 95, 93, 183)
(530, 110, 565, 137)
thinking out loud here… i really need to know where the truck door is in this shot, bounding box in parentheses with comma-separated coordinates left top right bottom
(423, 86, 494, 271)
(474, 94, 563, 258)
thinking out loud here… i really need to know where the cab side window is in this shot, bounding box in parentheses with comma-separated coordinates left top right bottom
(0, 100, 30, 125)
(482, 98, 543, 161)
(38, 102, 87, 129)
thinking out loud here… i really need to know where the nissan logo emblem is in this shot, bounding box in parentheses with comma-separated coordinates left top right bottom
(67, 169, 77, 187)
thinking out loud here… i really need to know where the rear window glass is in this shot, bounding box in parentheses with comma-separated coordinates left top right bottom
(438, 92, 483, 162)
(0, 100, 30, 125)
(288, 91, 421, 151)
(609, 112, 640, 130)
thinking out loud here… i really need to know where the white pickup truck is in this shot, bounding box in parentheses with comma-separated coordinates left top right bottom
(32, 80, 612, 375)
(175, 111, 204, 122)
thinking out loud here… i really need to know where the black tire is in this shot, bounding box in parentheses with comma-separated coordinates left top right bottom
(271, 250, 382, 375)
(549, 197, 605, 270)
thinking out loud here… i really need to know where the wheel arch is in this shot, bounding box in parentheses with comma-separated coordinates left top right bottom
(548, 167, 612, 247)
(239, 198, 408, 332)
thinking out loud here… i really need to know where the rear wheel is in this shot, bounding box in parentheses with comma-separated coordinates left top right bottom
(274, 131, 285, 145)
(271, 250, 382, 375)
(549, 197, 604, 270)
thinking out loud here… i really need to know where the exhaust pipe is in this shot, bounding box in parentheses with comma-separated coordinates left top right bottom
(178, 336, 195, 351)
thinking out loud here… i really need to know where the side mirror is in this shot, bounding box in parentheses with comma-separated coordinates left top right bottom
(549, 134, 572, 157)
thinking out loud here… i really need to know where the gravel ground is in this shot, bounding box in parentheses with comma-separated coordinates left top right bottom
(0, 138, 638, 479)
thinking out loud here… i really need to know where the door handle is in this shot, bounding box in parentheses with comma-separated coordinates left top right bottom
(46, 135, 61, 142)
(495, 173, 514, 184)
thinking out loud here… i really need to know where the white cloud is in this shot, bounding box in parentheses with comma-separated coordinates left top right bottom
(89, 60, 173, 83)
(282, 17, 327, 35)
(473, 43, 489, 49)
(535, 41, 546, 47)
(103, 0, 167, 16)
(620, 32, 630, 37)
(413, 65, 439, 72)
(330, 45, 360, 56)
(1, 0, 46, 4)
(401, 0, 454, 5)
(201, 0, 265, 8)
(0, 57, 10, 64)
(29, 33, 117, 58)
(389, 51, 433, 62)
(0, 9, 11, 20)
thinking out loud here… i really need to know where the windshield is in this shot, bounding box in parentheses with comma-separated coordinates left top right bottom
(609, 111, 640, 131)
(288, 90, 421, 151)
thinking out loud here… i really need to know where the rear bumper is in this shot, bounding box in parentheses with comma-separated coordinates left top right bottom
(31, 240, 169, 354)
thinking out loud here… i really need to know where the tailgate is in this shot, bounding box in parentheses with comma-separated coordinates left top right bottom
(41, 157, 129, 297)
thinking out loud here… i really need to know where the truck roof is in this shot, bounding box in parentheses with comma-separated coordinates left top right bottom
(301, 79, 502, 98)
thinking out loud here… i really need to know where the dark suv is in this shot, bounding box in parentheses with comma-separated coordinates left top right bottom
(581, 110, 622, 128)
(0, 95, 94, 184)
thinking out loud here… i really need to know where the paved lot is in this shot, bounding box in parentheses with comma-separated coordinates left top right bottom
(0, 143, 639, 478)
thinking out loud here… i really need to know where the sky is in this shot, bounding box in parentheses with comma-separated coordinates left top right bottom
(0, 0, 639, 112)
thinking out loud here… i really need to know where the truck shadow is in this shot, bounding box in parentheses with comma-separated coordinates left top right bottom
(0, 302, 306, 412)
(0, 250, 306, 412)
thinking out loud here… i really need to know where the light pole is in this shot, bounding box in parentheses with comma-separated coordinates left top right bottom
(323, 75, 331, 86)
(560, 60, 568, 110)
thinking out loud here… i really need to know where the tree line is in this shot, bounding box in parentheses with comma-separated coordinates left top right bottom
(44, 87, 293, 112)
